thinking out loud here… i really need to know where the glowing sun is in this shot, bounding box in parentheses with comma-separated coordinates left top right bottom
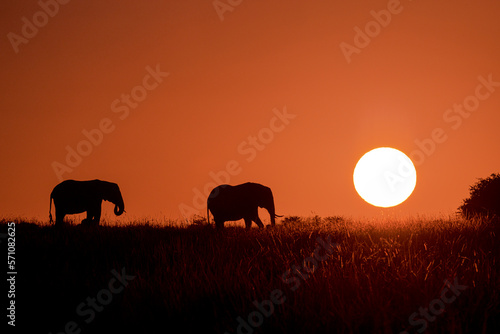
(353, 147, 417, 207)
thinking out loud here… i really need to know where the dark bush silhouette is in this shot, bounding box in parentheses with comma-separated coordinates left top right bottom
(458, 173, 500, 220)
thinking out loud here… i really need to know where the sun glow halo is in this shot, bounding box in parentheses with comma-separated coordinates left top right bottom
(353, 147, 417, 207)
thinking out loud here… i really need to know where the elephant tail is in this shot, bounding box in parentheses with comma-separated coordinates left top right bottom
(49, 192, 54, 223)
(207, 206, 210, 225)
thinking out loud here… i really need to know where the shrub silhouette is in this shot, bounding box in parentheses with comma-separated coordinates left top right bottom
(458, 173, 500, 220)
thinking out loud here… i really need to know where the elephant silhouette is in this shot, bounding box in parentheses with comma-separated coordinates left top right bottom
(207, 182, 282, 230)
(49, 179, 125, 226)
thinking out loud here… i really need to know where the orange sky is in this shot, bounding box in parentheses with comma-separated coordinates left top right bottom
(1, 0, 500, 222)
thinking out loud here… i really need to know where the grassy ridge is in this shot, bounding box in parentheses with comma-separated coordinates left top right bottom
(1, 217, 499, 333)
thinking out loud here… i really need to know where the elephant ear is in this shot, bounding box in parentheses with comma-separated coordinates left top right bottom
(265, 186, 275, 203)
(257, 187, 273, 208)
(102, 182, 117, 200)
(102, 183, 123, 204)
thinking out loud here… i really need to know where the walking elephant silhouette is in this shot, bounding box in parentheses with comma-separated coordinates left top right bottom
(49, 179, 125, 226)
(207, 182, 282, 230)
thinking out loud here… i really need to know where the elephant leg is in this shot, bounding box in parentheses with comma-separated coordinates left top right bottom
(250, 207, 264, 229)
(215, 219, 224, 230)
(253, 216, 265, 229)
(84, 212, 91, 224)
(86, 204, 101, 226)
(93, 205, 102, 225)
(81, 218, 92, 227)
(244, 218, 253, 230)
(55, 211, 65, 226)
(83, 214, 91, 226)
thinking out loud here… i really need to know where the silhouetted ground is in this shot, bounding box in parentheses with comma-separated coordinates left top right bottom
(1, 216, 498, 334)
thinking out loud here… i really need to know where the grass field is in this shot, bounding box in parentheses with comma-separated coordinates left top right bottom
(1, 216, 499, 334)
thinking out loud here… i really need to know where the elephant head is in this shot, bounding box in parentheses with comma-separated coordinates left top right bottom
(256, 186, 277, 226)
(207, 182, 282, 230)
(101, 181, 125, 216)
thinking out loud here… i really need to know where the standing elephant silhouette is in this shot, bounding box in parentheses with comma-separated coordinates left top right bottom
(207, 182, 282, 230)
(49, 179, 125, 226)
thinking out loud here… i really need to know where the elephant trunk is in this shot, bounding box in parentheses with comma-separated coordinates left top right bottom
(114, 203, 124, 216)
(268, 196, 276, 226)
(113, 195, 125, 216)
(260, 187, 277, 226)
